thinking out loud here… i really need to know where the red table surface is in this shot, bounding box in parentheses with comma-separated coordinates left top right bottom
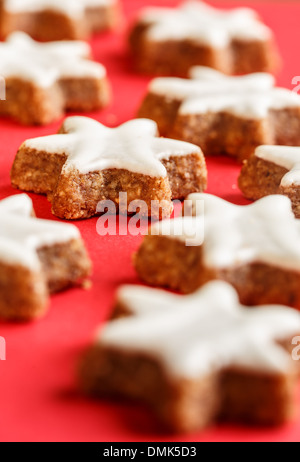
(1, 0, 300, 443)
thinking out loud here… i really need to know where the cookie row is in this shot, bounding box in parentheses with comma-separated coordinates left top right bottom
(0, 0, 284, 126)
(0, 0, 278, 76)
(78, 191, 300, 433)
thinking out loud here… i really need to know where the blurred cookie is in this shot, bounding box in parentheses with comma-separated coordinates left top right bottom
(239, 146, 300, 218)
(138, 67, 300, 162)
(135, 193, 300, 308)
(0, 32, 110, 125)
(0, 194, 91, 321)
(129, 1, 279, 76)
(80, 282, 300, 433)
(0, 0, 119, 41)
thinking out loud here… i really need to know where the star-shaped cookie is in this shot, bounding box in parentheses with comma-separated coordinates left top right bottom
(239, 145, 300, 218)
(0, 0, 119, 41)
(139, 66, 275, 136)
(129, 0, 278, 76)
(135, 193, 300, 308)
(0, 194, 91, 320)
(0, 32, 110, 125)
(80, 281, 300, 432)
(138, 66, 300, 161)
(11, 117, 207, 220)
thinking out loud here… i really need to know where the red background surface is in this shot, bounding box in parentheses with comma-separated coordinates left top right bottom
(0, 0, 300, 442)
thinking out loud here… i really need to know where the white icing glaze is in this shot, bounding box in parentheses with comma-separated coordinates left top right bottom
(139, 1, 272, 48)
(23, 117, 201, 177)
(151, 193, 300, 271)
(4, 0, 115, 18)
(149, 72, 275, 101)
(179, 88, 300, 119)
(189, 66, 238, 81)
(0, 194, 80, 270)
(189, 65, 275, 86)
(96, 282, 300, 378)
(0, 194, 33, 216)
(0, 32, 106, 88)
(255, 145, 300, 187)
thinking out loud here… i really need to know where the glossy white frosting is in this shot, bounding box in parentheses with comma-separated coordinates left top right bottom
(0, 194, 81, 270)
(4, 0, 115, 18)
(151, 193, 300, 271)
(179, 88, 300, 119)
(139, 1, 272, 48)
(96, 282, 300, 377)
(0, 32, 106, 88)
(149, 69, 275, 101)
(23, 117, 201, 177)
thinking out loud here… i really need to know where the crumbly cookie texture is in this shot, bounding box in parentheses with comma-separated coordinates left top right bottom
(138, 67, 300, 162)
(79, 282, 300, 433)
(239, 146, 300, 218)
(0, 32, 110, 125)
(0, 194, 91, 321)
(11, 117, 207, 220)
(135, 193, 300, 308)
(0, 0, 119, 41)
(129, 0, 279, 77)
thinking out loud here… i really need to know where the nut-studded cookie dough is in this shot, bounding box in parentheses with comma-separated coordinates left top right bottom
(239, 146, 300, 218)
(0, 0, 119, 41)
(0, 32, 110, 125)
(11, 117, 207, 220)
(138, 67, 300, 162)
(129, 0, 279, 76)
(135, 193, 300, 308)
(80, 282, 300, 433)
(0, 194, 91, 321)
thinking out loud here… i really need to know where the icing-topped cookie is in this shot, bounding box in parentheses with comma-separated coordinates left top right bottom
(239, 145, 300, 218)
(129, 0, 279, 76)
(0, 194, 79, 270)
(0, 194, 91, 320)
(0, 32, 110, 125)
(0, 0, 119, 41)
(255, 146, 300, 187)
(0, 32, 106, 88)
(80, 282, 300, 432)
(11, 117, 207, 220)
(156, 193, 300, 270)
(135, 193, 300, 308)
(138, 67, 300, 161)
(107, 282, 300, 375)
(139, 1, 271, 47)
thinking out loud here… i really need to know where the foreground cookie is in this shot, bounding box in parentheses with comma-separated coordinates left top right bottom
(0, 194, 91, 320)
(239, 146, 300, 218)
(135, 193, 300, 308)
(0, 0, 119, 41)
(138, 67, 300, 161)
(129, 0, 278, 76)
(80, 282, 300, 433)
(11, 117, 207, 220)
(0, 32, 110, 125)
